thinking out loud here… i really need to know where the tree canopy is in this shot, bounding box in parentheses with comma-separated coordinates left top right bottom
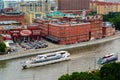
(100, 62, 120, 80)
(109, 14, 120, 30)
(0, 42, 6, 54)
(58, 62, 120, 80)
(103, 12, 120, 30)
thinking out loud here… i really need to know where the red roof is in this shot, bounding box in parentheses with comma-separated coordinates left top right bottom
(4, 8, 13, 11)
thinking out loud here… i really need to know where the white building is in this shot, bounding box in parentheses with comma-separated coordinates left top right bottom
(4, 1, 18, 11)
(0, 0, 4, 9)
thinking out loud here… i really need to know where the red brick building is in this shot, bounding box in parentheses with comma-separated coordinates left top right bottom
(102, 22, 115, 37)
(0, 12, 41, 42)
(58, 0, 90, 11)
(87, 15, 103, 39)
(57, 0, 91, 14)
(0, 12, 25, 28)
(34, 15, 105, 45)
(9, 28, 41, 42)
(48, 22, 90, 44)
(0, 24, 41, 42)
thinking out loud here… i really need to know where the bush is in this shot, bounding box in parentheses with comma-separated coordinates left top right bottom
(0, 42, 6, 54)
(103, 12, 120, 30)
(58, 62, 120, 80)
(58, 72, 100, 80)
(58, 74, 70, 80)
(100, 62, 120, 80)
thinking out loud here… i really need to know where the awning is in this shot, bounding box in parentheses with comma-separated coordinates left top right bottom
(1, 34, 12, 40)
(46, 36, 60, 43)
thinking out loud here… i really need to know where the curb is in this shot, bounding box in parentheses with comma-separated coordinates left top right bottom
(0, 34, 120, 61)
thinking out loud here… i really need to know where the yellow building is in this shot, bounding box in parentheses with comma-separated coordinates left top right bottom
(18, 1, 51, 24)
(90, 1, 97, 12)
(90, 1, 120, 14)
(25, 11, 45, 24)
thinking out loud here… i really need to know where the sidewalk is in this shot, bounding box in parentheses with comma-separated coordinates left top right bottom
(0, 41, 63, 61)
(0, 34, 120, 61)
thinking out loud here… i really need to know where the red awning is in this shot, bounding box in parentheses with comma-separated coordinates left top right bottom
(1, 34, 12, 40)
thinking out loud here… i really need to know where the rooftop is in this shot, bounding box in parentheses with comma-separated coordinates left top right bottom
(0, 12, 25, 16)
(49, 21, 90, 27)
(0, 21, 19, 24)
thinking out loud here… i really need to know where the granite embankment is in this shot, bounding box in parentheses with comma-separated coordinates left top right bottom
(0, 33, 120, 61)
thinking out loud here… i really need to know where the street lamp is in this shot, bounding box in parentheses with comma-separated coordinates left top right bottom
(67, 60, 70, 74)
(94, 54, 96, 70)
(33, 73, 35, 80)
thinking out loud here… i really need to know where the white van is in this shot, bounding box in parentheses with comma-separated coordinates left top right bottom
(3, 40, 17, 52)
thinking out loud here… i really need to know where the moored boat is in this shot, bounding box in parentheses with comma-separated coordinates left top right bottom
(22, 51, 70, 69)
(97, 53, 118, 65)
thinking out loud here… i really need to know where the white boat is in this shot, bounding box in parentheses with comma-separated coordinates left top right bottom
(22, 51, 70, 69)
(97, 53, 118, 64)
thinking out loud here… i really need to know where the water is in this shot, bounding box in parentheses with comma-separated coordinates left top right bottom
(0, 39, 120, 80)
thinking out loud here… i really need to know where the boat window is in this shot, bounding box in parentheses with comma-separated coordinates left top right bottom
(37, 55, 44, 58)
(61, 52, 65, 54)
(56, 53, 62, 57)
(47, 54, 56, 57)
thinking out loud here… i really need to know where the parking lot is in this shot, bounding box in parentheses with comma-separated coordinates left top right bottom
(19, 40, 48, 50)
(8, 40, 62, 54)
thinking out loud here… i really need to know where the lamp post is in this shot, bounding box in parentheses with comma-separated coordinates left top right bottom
(66, 60, 70, 80)
(33, 73, 35, 80)
(94, 54, 96, 70)
(88, 52, 96, 73)
(67, 60, 69, 74)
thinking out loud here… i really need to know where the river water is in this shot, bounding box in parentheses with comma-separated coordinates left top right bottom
(0, 39, 120, 80)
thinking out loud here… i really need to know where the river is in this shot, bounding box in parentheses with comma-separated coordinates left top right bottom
(0, 39, 120, 80)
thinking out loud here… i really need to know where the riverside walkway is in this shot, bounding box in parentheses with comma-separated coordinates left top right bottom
(0, 33, 120, 61)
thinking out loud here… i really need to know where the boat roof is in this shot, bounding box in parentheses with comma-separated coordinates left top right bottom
(55, 51, 68, 54)
(36, 51, 68, 57)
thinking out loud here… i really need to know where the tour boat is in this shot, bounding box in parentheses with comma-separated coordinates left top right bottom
(22, 51, 70, 69)
(97, 53, 118, 64)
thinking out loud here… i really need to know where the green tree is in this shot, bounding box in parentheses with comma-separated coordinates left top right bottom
(58, 62, 120, 80)
(69, 72, 80, 80)
(0, 42, 6, 54)
(108, 14, 120, 30)
(89, 11, 97, 16)
(58, 74, 70, 80)
(100, 62, 120, 80)
(58, 71, 100, 80)
(103, 15, 109, 21)
(103, 12, 120, 30)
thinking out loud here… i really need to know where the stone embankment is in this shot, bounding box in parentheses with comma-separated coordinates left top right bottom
(0, 33, 120, 61)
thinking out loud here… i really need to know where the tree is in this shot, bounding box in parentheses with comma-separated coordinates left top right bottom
(109, 14, 120, 30)
(58, 62, 120, 80)
(103, 12, 120, 30)
(103, 15, 109, 21)
(58, 74, 70, 80)
(89, 11, 97, 16)
(0, 42, 6, 54)
(100, 62, 120, 80)
(58, 72, 100, 80)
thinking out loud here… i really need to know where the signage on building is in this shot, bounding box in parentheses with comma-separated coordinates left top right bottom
(32, 30, 41, 35)
(10, 30, 20, 33)
(10, 30, 20, 36)
(20, 30, 32, 36)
